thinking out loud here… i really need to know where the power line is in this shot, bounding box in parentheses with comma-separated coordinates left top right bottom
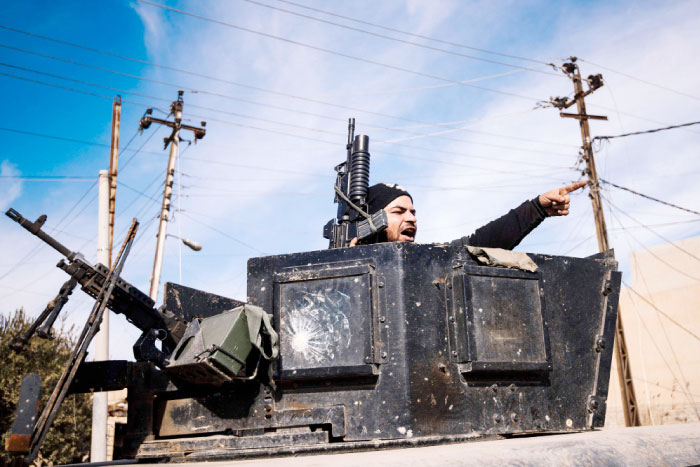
(2, 57, 575, 161)
(0, 126, 109, 148)
(626, 236, 700, 421)
(1, 64, 578, 181)
(136, 1, 543, 102)
(0, 61, 175, 106)
(0, 70, 153, 108)
(3, 43, 576, 150)
(273, 0, 552, 66)
(578, 58, 700, 103)
(605, 199, 700, 420)
(182, 211, 267, 255)
(589, 103, 700, 135)
(603, 194, 700, 264)
(304, 69, 528, 99)
(624, 281, 700, 421)
(623, 281, 700, 343)
(1, 70, 577, 182)
(1, 120, 572, 187)
(0, 30, 574, 149)
(0, 127, 163, 157)
(594, 121, 700, 141)
(601, 179, 700, 216)
(607, 203, 700, 284)
(119, 181, 162, 203)
(0, 34, 453, 125)
(0, 175, 93, 182)
(0, 128, 151, 306)
(237, 0, 561, 77)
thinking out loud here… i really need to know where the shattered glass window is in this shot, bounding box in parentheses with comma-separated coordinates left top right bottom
(278, 275, 371, 371)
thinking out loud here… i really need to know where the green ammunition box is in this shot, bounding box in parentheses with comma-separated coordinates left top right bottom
(166, 307, 253, 385)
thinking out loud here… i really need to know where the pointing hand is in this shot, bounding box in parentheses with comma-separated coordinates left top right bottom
(538, 180, 587, 216)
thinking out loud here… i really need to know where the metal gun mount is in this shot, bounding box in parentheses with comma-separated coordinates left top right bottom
(4, 208, 260, 461)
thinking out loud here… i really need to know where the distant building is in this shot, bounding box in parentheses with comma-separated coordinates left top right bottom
(605, 236, 700, 426)
(107, 389, 127, 460)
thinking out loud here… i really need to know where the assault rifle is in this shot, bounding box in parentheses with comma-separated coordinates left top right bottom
(5, 208, 186, 367)
(323, 118, 388, 248)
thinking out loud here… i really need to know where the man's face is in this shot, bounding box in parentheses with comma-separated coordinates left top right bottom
(384, 195, 417, 242)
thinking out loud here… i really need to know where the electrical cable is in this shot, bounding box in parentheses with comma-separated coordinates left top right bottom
(119, 181, 162, 203)
(629, 254, 699, 422)
(605, 201, 700, 420)
(0, 52, 577, 155)
(181, 211, 267, 255)
(304, 69, 528, 99)
(0, 175, 93, 182)
(603, 195, 700, 264)
(0, 33, 576, 151)
(594, 121, 700, 141)
(0, 127, 150, 305)
(0, 74, 578, 196)
(606, 199, 700, 418)
(136, 1, 543, 102)
(602, 194, 700, 283)
(578, 58, 700, 102)
(0, 70, 153, 108)
(589, 104, 700, 135)
(0, 65, 578, 167)
(0, 36, 522, 128)
(1, 128, 147, 297)
(623, 281, 700, 342)
(601, 179, 700, 216)
(0, 127, 164, 157)
(273, 0, 553, 66)
(236, 0, 562, 76)
(186, 114, 576, 177)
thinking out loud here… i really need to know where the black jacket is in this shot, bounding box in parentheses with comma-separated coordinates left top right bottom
(449, 198, 548, 250)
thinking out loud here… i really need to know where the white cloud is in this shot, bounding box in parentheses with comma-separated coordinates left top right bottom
(0, 160, 23, 211)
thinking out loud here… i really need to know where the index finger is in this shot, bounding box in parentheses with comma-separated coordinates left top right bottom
(564, 180, 587, 193)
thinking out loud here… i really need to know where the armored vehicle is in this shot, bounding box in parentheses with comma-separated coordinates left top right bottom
(6, 205, 622, 461)
(6, 121, 699, 464)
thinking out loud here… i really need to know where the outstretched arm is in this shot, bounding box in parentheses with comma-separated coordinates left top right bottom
(451, 180, 587, 250)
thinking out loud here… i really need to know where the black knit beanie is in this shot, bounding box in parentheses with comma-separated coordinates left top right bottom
(366, 183, 413, 213)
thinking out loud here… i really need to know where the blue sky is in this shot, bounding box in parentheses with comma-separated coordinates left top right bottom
(1, 0, 699, 360)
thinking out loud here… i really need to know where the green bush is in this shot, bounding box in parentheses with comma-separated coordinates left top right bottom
(1, 309, 91, 465)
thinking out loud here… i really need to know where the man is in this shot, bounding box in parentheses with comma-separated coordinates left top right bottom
(350, 181, 587, 249)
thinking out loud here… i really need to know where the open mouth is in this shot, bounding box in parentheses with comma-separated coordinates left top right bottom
(401, 227, 416, 241)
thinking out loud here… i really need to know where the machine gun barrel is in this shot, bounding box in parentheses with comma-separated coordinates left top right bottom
(6, 208, 75, 260)
(5, 208, 183, 362)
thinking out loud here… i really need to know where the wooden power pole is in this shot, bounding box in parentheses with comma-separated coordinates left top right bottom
(108, 95, 121, 268)
(139, 91, 206, 302)
(551, 57, 641, 427)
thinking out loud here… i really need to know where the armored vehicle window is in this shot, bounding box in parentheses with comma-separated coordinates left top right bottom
(448, 265, 552, 375)
(469, 275, 546, 363)
(274, 266, 375, 380)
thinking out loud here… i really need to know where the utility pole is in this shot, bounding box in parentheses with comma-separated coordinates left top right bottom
(140, 91, 206, 302)
(551, 57, 641, 427)
(108, 96, 121, 268)
(91, 170, 110, 462)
